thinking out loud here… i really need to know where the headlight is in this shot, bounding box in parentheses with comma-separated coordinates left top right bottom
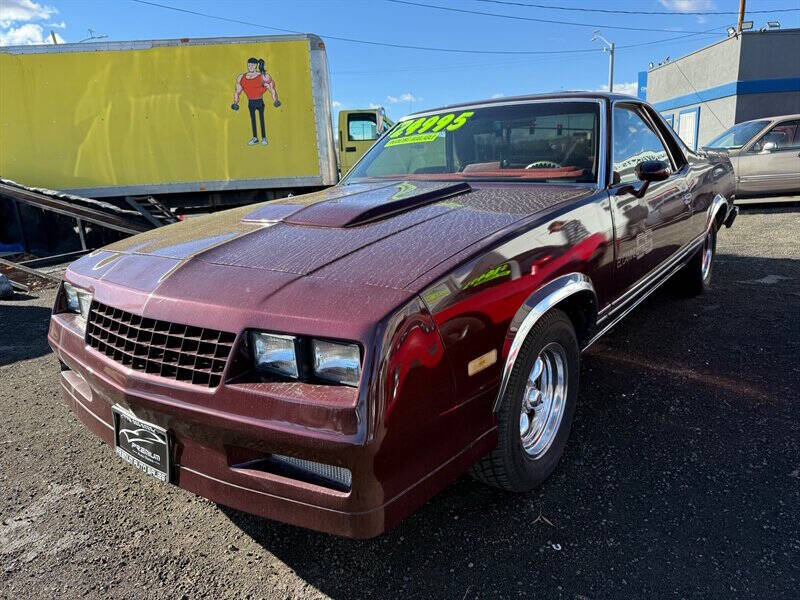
(251, 332, 299, 379)
(312, 339, 361, 387)
(63, 282, 91, 321)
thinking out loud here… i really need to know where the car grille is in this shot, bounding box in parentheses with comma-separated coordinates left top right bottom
(85, 301, 236, 388)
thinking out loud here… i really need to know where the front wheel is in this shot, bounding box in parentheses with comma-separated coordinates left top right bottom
(470, 309, 579, 492)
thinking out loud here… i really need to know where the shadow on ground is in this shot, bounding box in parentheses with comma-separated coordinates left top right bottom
(220, 253, 799, 598)
(0, 301, 53, 366)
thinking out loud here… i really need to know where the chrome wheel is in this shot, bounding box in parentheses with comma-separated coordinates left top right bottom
(701, 232, 713, 281)
(519, 342, 568, 459)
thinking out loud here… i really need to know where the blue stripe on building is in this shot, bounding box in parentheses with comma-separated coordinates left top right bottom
(652, 77, 800, 111)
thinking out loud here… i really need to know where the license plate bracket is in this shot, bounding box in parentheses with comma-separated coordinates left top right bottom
(112, 405, 171, 483)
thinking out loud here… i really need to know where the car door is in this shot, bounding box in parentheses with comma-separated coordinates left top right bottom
(609, 103, 692, 300)
(737, 119, 800, 195)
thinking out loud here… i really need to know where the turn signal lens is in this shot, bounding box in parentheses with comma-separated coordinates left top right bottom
(312, 339, 361, 387)
(251, 332, 299, 379)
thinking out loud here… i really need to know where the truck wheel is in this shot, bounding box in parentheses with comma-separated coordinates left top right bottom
(676, 226, 716, 296)
(471, 309, 579, 492)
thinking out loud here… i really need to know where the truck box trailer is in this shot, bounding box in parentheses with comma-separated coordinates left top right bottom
(0, 34, 389, 209)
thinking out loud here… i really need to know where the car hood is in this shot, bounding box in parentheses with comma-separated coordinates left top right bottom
(70, 180, 593, 296)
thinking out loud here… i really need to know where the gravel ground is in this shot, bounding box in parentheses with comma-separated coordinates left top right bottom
(1, 207, 798, 599)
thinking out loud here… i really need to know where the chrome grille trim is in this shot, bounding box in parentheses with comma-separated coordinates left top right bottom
(85, 300, 235, 388)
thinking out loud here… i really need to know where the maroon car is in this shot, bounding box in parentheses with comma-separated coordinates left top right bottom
(49, 93, 737, 538)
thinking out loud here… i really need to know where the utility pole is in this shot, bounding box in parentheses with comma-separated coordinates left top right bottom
(50, 30, 58, 44)
(737, 0, 746, 32)
(592, 31, 615, 93)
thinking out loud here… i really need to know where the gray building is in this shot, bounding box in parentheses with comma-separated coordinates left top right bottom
(645, 28, 800, 150)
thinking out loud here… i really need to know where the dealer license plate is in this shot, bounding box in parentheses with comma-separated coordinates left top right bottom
(112, 406, 171, 483)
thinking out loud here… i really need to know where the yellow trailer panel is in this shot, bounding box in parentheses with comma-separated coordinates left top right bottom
(0, 35, 337, 196)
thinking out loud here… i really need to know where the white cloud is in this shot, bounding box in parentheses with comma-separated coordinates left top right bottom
(658, 0, 714, 12)
(387, 92, 421, 104)
(491, 93, 504, 99)
(0, 0, 57, 28)
(658, 0, 714, 22)
(47, 20, 66, 29)
(597, 81, 638, 96)
(368, 102, 382, 109)
(0, 22, 63, 45)
(331, 100, 343, 108)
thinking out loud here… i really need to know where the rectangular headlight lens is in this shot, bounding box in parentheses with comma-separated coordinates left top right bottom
(251, 332, 299, 379)
(312, 339, 361, 387)
(63, 282, 91, 320)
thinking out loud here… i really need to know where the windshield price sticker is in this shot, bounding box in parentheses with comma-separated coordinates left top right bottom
(385, 111, 475, 147)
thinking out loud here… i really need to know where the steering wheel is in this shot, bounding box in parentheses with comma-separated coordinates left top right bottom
(525, 160, 562, 169)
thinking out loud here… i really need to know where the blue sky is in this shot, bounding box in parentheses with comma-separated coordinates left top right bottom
(2, 0, 798, 121)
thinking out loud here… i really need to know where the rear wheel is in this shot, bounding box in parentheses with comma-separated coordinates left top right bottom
(471, 309, 579, 492)
(675, 226, 716, 296)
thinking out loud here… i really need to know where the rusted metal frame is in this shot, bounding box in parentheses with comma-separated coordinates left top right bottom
(0, 183, 149, 235)
(18, 249, 92, 268)
(125, 196, 166, 228)
(0, 256, 62, 284)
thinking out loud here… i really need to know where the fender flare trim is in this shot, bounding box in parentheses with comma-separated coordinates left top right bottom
(492, 272, 596, 412)
(707, 194, 728, 233)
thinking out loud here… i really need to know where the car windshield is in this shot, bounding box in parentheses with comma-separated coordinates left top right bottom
(705, 120, 769, 149)
(342, 101, 600, 184)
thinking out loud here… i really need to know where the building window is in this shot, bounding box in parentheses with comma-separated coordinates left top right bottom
(677, 107, 701, 151)
(662, 113, 674, 130)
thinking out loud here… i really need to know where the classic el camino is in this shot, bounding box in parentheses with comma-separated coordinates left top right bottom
(49, 93, 738, 538)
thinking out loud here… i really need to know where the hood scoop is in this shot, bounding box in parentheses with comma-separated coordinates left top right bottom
(283, 181, 472, 228)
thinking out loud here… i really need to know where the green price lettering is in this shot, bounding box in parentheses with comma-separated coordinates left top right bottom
(446, 111, 474, 131)
(385, 111, 476, 146)
(390, 121, 412, 138)
(417, 116, 441, 134)
(430, 113, 455, 131)
(403, 117, 427, 135)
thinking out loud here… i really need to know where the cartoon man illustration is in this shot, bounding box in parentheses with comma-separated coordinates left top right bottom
(231, 57, 281, 146)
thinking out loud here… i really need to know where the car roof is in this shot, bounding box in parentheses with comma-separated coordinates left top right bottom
(739, 114, 800, 125)
(404, 91, 639, 118)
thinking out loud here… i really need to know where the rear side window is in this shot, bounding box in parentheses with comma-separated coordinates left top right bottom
(612, 106, 671, 184)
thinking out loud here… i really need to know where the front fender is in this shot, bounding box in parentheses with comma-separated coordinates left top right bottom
(492, 272, 596, 412)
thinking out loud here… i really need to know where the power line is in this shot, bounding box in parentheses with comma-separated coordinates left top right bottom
(332, 30, 724, 76)
(386, 0, 727, 35)
(475, 0, 800, 16)
(130, 0, 608, 55)
(667, 60, 727, 129)
(334, 51, 597, 76)
(617, 28, 721, 50)
(131, 0, 726, 61)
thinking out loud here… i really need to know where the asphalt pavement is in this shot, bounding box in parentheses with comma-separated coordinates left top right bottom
(1, 206, 798, 599)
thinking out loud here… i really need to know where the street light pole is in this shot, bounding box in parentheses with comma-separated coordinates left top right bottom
(592, 31, 615, 93)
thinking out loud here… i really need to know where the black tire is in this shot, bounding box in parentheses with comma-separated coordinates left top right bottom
(675, 226, 716, 296)
(470, 308, 579, 492)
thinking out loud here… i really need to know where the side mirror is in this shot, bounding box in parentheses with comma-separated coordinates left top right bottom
(635, 159, 671, 182)
(617, 159, 670, 198)
(761, 141, 777, 153)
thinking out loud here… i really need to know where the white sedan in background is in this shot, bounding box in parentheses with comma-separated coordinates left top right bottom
(704, 114, 800, 197)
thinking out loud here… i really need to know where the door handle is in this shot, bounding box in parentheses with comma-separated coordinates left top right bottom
(345, 146, 357, 152)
